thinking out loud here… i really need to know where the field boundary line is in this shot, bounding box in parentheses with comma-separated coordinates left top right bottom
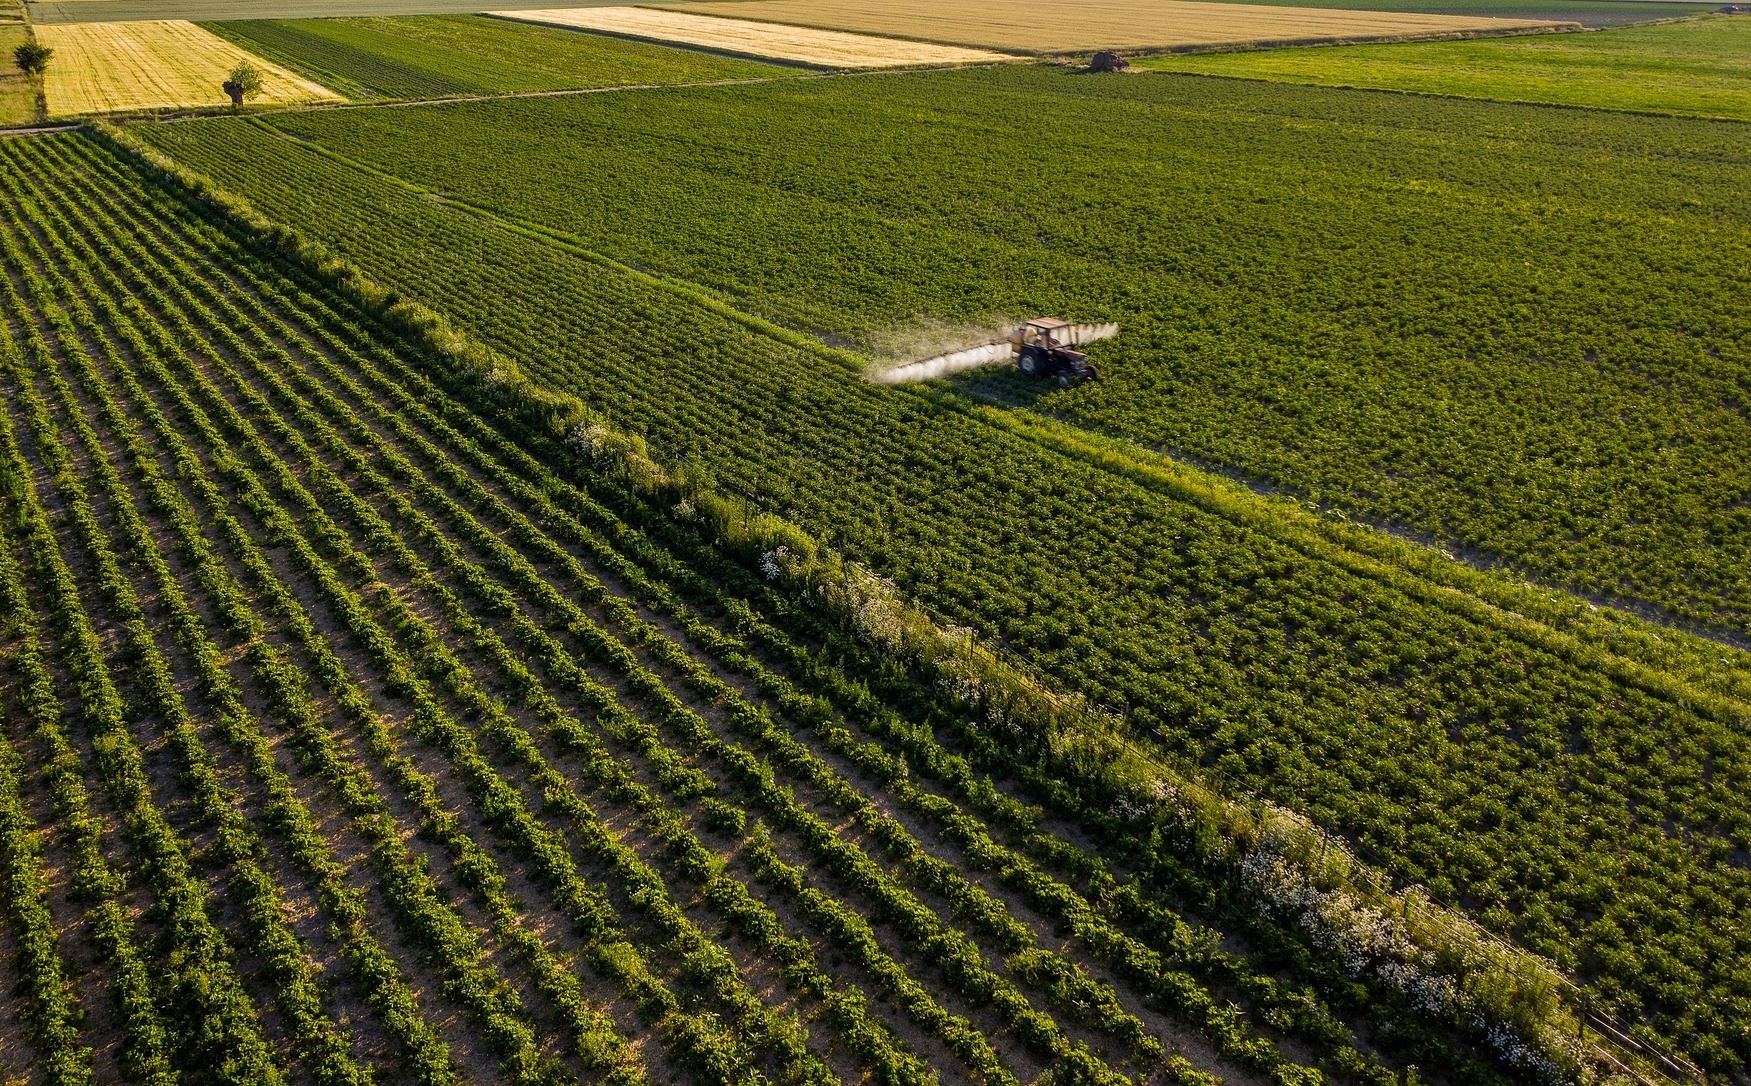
(226, 113, 1751, 726)
(0, 123, 79, 136)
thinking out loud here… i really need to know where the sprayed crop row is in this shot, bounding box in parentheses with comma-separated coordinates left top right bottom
(0, 129, 1515, 1086)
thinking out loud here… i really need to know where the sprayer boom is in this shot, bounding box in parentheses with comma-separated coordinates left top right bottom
(874, 317, 1117, 385)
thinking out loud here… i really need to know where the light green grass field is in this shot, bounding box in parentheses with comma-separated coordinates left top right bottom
(1212, 0, 1715, 27)
(1141, 14, 1751, 119)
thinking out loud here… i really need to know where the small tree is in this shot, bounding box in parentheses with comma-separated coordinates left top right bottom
(221, 61, 262, 109)
(13, 41, 52, 77)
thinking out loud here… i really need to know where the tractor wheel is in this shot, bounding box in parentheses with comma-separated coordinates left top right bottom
(1058, 373, 1073, 388)
(1019, 353, 1037, 376)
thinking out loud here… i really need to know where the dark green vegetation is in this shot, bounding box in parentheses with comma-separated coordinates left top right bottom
(1146, 14, 1751, 119)
(206, 15, 792, 100)
(139, 66, 1751, 1073)
(0, 124, 1526, 1086)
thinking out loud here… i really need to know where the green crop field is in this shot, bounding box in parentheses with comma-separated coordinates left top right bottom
(155, 67, 1751, 637)
(1, 0, 1748, 1081)
(0, 123, 1553, 1086)
(1143, 14, 1751, 118)
(136, 65, 1751, 1074)
(206, 14, 794, 100)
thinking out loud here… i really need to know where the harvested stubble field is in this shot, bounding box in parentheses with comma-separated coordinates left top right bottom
(34, 19, 338, 114)
(660, 0, 1573, 53)
(492, 6, 1011, 66)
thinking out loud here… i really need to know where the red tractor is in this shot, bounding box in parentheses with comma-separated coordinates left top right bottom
(1013, 317, 1103, 386)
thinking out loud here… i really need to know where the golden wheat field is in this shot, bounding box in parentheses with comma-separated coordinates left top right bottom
(660, 0, 1571, 53)
(489, 6, 1011, 66)
(35, 20, 339, 115)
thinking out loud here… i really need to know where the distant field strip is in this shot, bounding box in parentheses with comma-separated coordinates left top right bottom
(27, 0, 629, 20)
(36, 20, 338, 114)
(1143, 14, 1751, 119)
(207, 14, 793, 99)
(659, 0, 1572, 52)
(490, 6, 1012, 66)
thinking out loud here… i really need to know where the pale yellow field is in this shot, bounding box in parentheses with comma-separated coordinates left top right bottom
(659, 0, 1571, 53)
(489, 6, 1010, 66)
(36, 20, 340, 115)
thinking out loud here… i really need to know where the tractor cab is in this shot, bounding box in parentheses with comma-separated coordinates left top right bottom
(1014, 317, 1099, 385)
(1020, 317, 1073, 349)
